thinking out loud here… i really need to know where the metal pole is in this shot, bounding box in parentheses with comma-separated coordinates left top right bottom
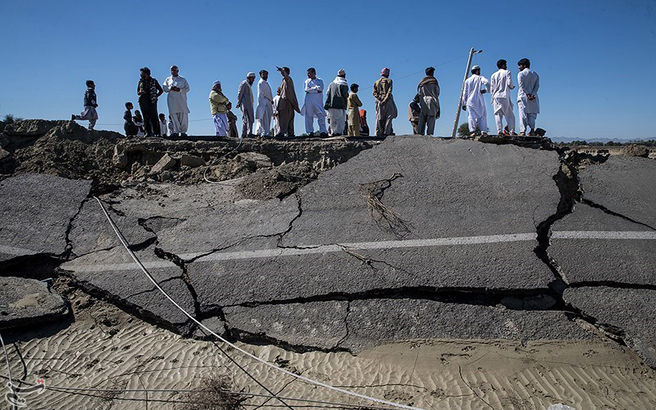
(451, 48, 481, 138)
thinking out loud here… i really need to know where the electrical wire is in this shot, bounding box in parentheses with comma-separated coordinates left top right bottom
(0, 375, 395, 409)
(0, 332, 18, 410)
(94, 196, 421, 410)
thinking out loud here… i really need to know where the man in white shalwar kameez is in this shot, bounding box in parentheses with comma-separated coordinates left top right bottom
(301, 67, 327, 136)
(516, 58, 540, 136)
(490, 59, 516, 135)
(461, 65, 490, 136)
(255, 70, 273, 137)
(162, 65, 190, 137)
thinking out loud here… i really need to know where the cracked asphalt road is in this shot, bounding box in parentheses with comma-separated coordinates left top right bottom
(2, 136, 655, 367)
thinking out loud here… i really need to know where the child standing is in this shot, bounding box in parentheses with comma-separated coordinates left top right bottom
(72, 80, 98, 130)
(158, 113, 168, 137)
(226, 102, 239, 139)
(123, 102, 138, 137)
(408, 94, 421, 135)
(133, 110, 145, 137)
(346, 83, 362, 137)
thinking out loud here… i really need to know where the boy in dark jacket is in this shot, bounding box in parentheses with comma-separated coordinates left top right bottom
(123, 102, 138, 137)
(72, 80, 98, 130)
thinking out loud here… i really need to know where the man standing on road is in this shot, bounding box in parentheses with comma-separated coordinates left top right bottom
(255, 70, 273, 137)
(517, 58, 540, 136)
(276, 67, 300, 137)
(324, 69, 349, 136)
(416, 67, 440, 135)
(209, 81, 230, 138)
(461, 65, 490, 137)
(137, 67, 164, 137)
(301, 67, 327, 137)
(162, 65, 190, 137)
(237, 72, 256, 138)
(490, 59, 516, 136)
(373, 67, 397, 137)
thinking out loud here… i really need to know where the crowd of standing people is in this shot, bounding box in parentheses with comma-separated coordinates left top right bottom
(71, 58, 540, 138)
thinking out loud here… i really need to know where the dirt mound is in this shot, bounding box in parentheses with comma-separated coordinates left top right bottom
(0, 120, 122, 190)
(237, 161, 318, 200)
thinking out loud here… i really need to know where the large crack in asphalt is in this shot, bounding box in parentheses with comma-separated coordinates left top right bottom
(581, 198, 656, 231)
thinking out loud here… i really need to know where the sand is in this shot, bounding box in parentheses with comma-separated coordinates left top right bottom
(3, 283, 655, 410)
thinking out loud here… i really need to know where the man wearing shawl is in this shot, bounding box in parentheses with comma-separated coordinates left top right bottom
(416, 67, 440, 135)
(209, 81, 230, 138)
(372, 67, 397, 137)
(301, 67, 327, 136)
(324, 69, 349, 136)
(276, 66, 300, 137)
(237, 72, 256, 138)
(255, 70, 273, 137)
(461, 65, 490, 136)
(162, 65, 190, 137)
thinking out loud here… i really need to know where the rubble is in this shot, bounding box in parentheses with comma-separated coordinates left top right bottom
(0, 276, 69, 329)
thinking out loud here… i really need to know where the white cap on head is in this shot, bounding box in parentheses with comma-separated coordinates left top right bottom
(212, 80, 221, 88)
(472, 65, 480, 71)
(337, 69, 346, 76)
(247, 72, 256, 78)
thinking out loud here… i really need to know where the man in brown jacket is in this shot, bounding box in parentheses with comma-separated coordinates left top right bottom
(417, 66, 440, 135)
(372, 67, 397, 137)
(276, 66, 300, 137)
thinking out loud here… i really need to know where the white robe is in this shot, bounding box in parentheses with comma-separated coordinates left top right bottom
(490, 69, 515, 114)
(491, 69, 516, 133)
(272, 95, 281, 136)
(163, 75, 190, 134)
(162, 75, 190, 114)
(301, 78, 326, 118)
(517, 68, 540, 114)
(462, 74, 490, 133)
(255, 79, 273, 136)
(301, 77, 327, 133)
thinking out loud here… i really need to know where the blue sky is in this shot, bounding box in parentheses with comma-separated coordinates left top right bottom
(1, 0, 655, 139)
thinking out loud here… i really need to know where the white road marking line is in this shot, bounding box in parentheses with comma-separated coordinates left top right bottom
(551, 230, 656, 240)
(57, 231, 656, 273)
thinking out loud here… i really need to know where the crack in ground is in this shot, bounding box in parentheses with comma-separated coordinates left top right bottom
(62, 196, 92, 259)
(581, 198, 656, 231)
(152, 247, 204, 325)
(335, 300, 351, 349)
(527, 148, 634, 345)
(569, 281, 656, 291)
(219, 286, 560, 310)
(225, 326, 351, 354)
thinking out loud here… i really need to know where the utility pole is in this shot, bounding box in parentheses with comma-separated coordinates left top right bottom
(451, 48, 483, 138)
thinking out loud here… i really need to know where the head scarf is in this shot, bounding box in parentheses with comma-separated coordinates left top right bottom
(212, 80, 221, 88)
(337, 69, 346, 76)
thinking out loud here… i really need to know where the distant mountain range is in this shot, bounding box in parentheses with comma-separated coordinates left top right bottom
(551, 136, 655, 143)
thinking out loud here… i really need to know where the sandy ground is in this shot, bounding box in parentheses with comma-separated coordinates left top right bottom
(3, 283, 655, 410)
